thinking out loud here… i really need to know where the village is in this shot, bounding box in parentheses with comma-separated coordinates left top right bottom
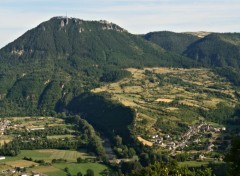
(0, 120, 43, 176)
(148, 122, 227, 157)
(0, 117, 77, 176)
(0, 119, 11, 136)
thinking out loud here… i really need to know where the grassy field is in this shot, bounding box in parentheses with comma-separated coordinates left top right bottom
(0, 150, 49, 163)
(47, 134, 75, 139)
(0, 150, 107, 176)
(28, 163, 108, 176)
(46, 163, 107, 176)
(179, 160, 224, 168)
(0, 149, 95, 164)
(179, 161, 209, 167)
(9, 117, 65, 129)
(5, 160, 37, 167)
(137, 136, 153, 146)
(30, 166, 60, 174)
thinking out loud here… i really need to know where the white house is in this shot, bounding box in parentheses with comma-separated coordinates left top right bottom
(0, 156, 5, 160)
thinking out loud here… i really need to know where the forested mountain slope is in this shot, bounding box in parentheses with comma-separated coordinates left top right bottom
(144, 31, 240, 68)
(184, 33, 240, 68)
(144, 32, 240, 86)
(143, 31, 199, 54)
(0, 17, 197, 117)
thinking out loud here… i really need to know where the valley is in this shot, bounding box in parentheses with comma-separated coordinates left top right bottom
(0, 16, 240, 175)
(0, 67, 236, 175)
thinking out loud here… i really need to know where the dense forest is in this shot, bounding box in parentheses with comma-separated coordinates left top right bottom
(143, 31, 199, 54)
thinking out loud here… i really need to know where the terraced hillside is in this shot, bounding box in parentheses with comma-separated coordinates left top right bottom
(93, 67, 240, 154)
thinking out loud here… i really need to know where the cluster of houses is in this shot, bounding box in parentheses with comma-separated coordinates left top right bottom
(199, 124, 226, 133)
(1, 169, 46, 176)
(0, 118, 63, 176)
(0, 119, 11, 135)
(150, 123, 227, 152)
(1, 121, 45, 132)
(151, 134, 176, 150)
(1, 169, 16, 175)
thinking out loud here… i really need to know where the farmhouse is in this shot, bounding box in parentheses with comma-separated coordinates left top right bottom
(207, 144, 215, 151)
(199, 154, 205, 161)
(32, 172, 40, 176)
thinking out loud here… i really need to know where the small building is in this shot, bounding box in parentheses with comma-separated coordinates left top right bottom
(10, 169, 16, 174)
(166, 145, 172, 150)
(194, 139, 200, 143)
(199, 154, 205, 161)
(33, 173, 40, 176)
(221, 127, 226, 131)
(0, 156, 5, 160)
(207, 144, 215, 151)
(165, 134, 170, 139)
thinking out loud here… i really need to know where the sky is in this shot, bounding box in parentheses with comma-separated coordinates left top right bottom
(0, 0, 240, 48)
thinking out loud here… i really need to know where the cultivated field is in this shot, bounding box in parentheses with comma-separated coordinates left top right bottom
(0, 149, 106, 176)
(0, 117, 109, 176)
(0, 149, 95, 163)
(9, 116, 65, 129)
(137, 136, 153, 147)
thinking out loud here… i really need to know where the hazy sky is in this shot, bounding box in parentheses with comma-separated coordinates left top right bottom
(0, 0, 240, 48)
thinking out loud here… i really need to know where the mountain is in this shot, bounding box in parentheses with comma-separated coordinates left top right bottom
(184, 33, 240, 68)
(1, 17, 193, 68)
(0, 17, 195, 117)
(0, 16, 239, 139)
(184, 33, 240, 86)
(143, 31, 240, 86)
(143, 31, 199, 54)
(0, 17, 240, 175)
(144, 31, 240, 69)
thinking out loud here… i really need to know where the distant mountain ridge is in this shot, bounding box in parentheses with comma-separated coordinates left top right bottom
(144, 31, 240, 69)
(1, 17, 195, 67)
(2, 17, 127, 56)
(143, 31, 199, 54)
(184, 33, 240, 68)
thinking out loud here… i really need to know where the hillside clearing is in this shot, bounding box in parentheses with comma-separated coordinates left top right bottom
(137, 136, 153, 147)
